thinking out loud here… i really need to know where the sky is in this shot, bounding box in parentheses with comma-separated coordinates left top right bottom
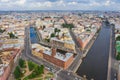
(0, 0, 120, 11)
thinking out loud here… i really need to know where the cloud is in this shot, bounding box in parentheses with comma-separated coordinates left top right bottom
(0, 0, 9, 2)
(68, 2, 78, 5)
(0, 0, 119, 11)
(89, 1, 100, 6)
(16, 0, 26, 5)
(105, 0, 110, 6)
(104, 0, 115, 6)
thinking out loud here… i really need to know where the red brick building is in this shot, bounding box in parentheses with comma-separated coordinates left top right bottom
(32, 46, 74, 69)
(0, 49, 21, 80)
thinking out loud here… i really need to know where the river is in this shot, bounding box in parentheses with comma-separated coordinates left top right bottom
(30, 27, 39, 44)
(76, 23, 111, 80)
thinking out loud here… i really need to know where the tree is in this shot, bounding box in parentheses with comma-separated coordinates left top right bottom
(86, 29, 91, 32)
(19, 58, 25, 68)
(28, 61, 37, 71)
(45, 38, 50, 42)
(50, 33, 55, 38)
(26, 65, 44, 79)
(40, 65, 44, 74)
(14, 66, 22, 79)
(8, 32, 17, 39)
(58, 29, 61, 33)
(34, 65, 41, 75)
(0, 28, 5, 33)
(62, 23, 74, 29)
(116, 54, 120, 60)
(33, 65, 44, 75)
(43, 25, 46, 30)
(116, 36, 120, 41)
(54, 28, 58, 33)
(27, 72, 36, 79)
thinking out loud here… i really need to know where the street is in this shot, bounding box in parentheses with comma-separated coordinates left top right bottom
(23, 26, 84, 80)
(108, 24, 118, 80)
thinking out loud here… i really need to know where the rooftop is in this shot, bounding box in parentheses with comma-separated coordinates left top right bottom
(32, 43, 73, 62)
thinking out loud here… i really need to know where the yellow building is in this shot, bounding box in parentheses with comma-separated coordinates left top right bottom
(32, 49, 43, 58)
(64, 42, 75, 51)
(32, 44, 45, 58)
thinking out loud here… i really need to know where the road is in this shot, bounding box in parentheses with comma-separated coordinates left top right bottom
(68, 29, 83, 72)
(107, 24, 118, 80)
(22, 27, 60, 72)
(57, 70, 83, 80)
(23, 26, 84, 80)
(68, 23, 99, 73)
(35, 27, 75, 53)
(62, 17, 84, 72)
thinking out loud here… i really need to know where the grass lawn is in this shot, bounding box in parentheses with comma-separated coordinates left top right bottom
(116, 41, 120, 45)
(116, 41, 120, 60)
(116, 41, 120, 53)
(116, 45, 120, 53)
(14, 59, 55, 80)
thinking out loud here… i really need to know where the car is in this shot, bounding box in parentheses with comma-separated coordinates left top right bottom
(114, 73, 117, 77)
(67, 72, 70, 75)
(114, 78, 116, 80)
(75, 77, 78, 80)
(46, 67, 50, 70)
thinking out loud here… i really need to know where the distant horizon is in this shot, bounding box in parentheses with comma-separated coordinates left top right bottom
(0, 0, 120, 11)
(0, 10, 119, 12)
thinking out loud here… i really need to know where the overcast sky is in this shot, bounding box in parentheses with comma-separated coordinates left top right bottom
(0, 0, 119, 11)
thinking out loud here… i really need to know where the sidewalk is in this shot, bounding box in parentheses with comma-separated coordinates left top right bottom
(118, 64, 120, 80)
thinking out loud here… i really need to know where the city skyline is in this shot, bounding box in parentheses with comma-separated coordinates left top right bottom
(0, 0, 120, 11)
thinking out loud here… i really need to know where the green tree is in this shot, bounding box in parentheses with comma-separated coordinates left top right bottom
(19, 58, 25, 68)
(50, 33, 55, 37)
(8, 32, 17, 39)
(45, 38, 50, 42)
(116, 36, 120, 41)
(62, 23, 74, 29)
(14, 66, 22, 79)
(28, 61, 37, 71)
(33, 65, 44, 75)
(54, 28, 61, 35)
(0, 28, 5, 33)
(34, 65, 41, 75)
(43, 25, 46, 30)
(40, 65, 44, 74)
(58, 29, 61, 33)
(116, 54, 120, 60)
(86, 29, 91, 32)
(27, 72, 36, 79)
(54, 28, 58, 33)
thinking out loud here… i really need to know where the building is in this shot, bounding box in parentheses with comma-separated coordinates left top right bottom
(32, 44, 74, 69)
(0, 49, 21, 80)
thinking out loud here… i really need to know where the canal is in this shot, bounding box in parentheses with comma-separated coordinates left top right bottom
(30, 27, 39, 44)
(76, 23, 111, 80)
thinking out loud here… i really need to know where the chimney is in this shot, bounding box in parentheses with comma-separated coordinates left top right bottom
(51, 47, 56, 57)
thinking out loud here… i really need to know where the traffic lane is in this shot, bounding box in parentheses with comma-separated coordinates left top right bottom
(57, 70, 82, 80)
(25, 27, 60, 71)
(26, 42, 60, 71)
(110, 26, 118, 80)
(25, 26, 82, 79)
